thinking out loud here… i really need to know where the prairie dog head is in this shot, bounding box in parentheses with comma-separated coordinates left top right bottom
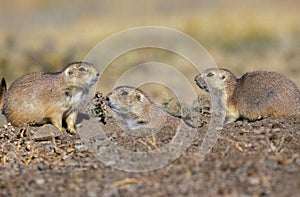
(105, 86, 150, 118)
(194, 68, 237, 96)
(105, 86, 155, 130)
(64, 62, 100, 88)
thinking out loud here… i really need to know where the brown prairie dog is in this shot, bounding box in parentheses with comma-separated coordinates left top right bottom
(195, 68, 300, 123)
(1, 62, 99, 134)
(105, 86, 184, 131)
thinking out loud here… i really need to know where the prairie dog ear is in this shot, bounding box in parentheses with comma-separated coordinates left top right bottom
(64, 67, 74, 77)
(221, 75, 226, 80)
(136, 92, 144, 101)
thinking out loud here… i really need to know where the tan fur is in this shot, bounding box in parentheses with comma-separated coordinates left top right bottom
(195, 68, 300, 123)
(2, 62, 99, 134)
(105, 86, 183, 130)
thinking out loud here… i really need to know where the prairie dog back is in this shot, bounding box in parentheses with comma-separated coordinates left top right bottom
(234, 71, 300, 120)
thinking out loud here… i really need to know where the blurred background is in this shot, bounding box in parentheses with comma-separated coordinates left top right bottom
(0, 0, 299, 104)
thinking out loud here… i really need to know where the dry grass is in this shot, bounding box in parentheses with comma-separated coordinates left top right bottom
(0, 0, 299, 97)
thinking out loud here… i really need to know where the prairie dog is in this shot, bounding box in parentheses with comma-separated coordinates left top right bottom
(1, 62, 99, 134)
(105, 86, 184, 131)
(195, 68, 300, 123)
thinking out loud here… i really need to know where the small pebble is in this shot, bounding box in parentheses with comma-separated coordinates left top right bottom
(37, 162, 45, 171)
(272, 128, 281, 132)
(62, 155, 69, 160)
(35, 178, 45, 185)
(75, 144, 85, 150)
(33, 124, 61, 141)
(248, 177, 260, 185)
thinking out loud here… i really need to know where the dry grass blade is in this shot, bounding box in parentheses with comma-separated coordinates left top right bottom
(219, 135, 244, 152)
(16, 128, 25, 152)
(114, 178, 139, 187)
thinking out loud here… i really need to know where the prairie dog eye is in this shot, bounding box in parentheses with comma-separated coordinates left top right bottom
(207, 72, 214, 77)
(121, 91, 128, 96)
(79, 67, 86, 71)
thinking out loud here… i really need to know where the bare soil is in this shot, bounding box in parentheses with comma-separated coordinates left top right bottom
(0, 112, 300, 196)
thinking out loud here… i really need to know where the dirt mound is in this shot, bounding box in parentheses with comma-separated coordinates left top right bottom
(0, 114, 299, 196)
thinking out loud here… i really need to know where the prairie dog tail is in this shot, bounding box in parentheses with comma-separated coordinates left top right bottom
(0, 78, 7, 111)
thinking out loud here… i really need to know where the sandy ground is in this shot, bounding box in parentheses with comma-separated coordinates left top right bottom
(0, 107, 299, 196)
